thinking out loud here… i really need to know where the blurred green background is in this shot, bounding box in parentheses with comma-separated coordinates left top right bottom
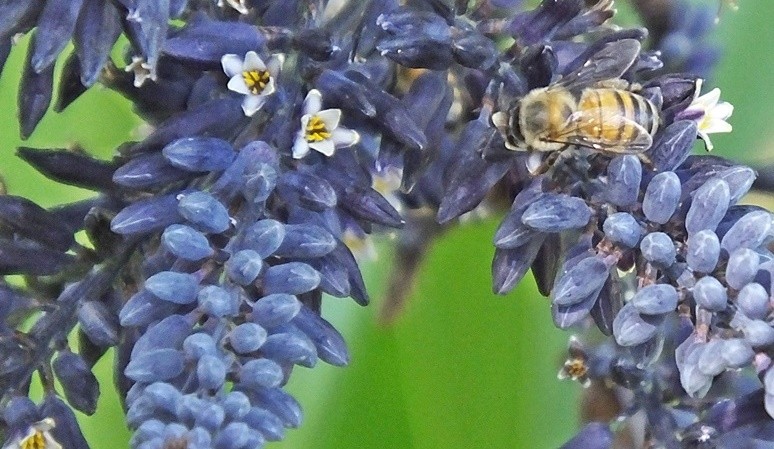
(0, 1, 772, 447)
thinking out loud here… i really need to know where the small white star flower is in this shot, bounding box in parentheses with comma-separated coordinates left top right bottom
(125, 55, 155, 88)
(221, 51, 281, 117)
(292, 89, 360, 159)
(217, 0, 249, 14)
(683, 79, 734, 151)
(3, 418, 62, 449)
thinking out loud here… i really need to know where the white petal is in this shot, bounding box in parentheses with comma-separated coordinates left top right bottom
(331, 128, 359, 148)
(227, 76, 251, 95)
(316, 109, 341, 130)
(300, 114, 311, 130)
(293, 135, 311, 159)
(705, 119, 732, 134)
(713, 102, 734, 120)
(309, 139, 336, 156)
(267, 54, 284, 77)
(304, 89, 323, 115)
(221, 54, 243, 78)
(694, 88, 721, 108)
(698, 131, 715, 151)
(243, 51, 266, 71)
(242, 95, 267, 116)
(262, 77, 276, 96)
(492, 111, 508, 132)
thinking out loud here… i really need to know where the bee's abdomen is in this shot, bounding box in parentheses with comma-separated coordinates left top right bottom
(579, 89, 658, 142)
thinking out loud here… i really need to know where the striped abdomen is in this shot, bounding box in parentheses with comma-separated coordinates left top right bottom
(577, 88, 660, 145)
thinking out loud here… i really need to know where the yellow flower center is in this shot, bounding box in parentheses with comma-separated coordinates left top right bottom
(305, 116, 331, 142)
(242, 69, 271, 95)
(20, 431, 46, 449)
(564, 358, 588, 379)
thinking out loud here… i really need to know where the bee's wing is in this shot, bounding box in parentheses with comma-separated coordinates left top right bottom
(545, 110, 653, 154)
(555, 39, 641, 91)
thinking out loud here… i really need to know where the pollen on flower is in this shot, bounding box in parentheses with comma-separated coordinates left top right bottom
(242, 69, 271, 95)
(305, 116, 332, 142)
(16, 418, 61, 449)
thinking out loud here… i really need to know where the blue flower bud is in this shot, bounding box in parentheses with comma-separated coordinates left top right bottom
(163, 19, 265, 66)
(722, 339, 754, 368)
(559, 422, 613, 449)
(31, 0, 85, 73)
(113, 153, 190, 189)
(229, 323, 268, 354)
(631, 284, 678, 315)
(175, 394, 204, 426)
(162, 224, 213, 261)
(77, 300, 119, 347)
(686, 178, 731, 235)
(53, 350, 99, 415)
(194, 402, 225, 431)
(692, 276, 727, 312)
(183, 333, 217, 360)
(187, 427, 212, 449)
(242, 407, 286, 441)
(640, 232, 676, 266)
(132, 419, 165, 447)
(242, 162, 278, 205)
(613, 304, 659, 347)
(119, 290, 178, 327)
(721, 211, 772, 253)
(606, 155, 642, 207)
(178, 191, 230, 234)
(19, 34, 54, 139)
(696, 339, 727, 376)
(274, 224, 337, 258)
(492, 239, 544, 295)
(376, 9, 454, 70)
(140, 385, 179, 418)
(0, 195, 75, 252)
(735, 314, 774, 347)
(451, 23, 498, 70)
(145, 271, 199, 304)
(522, 193, 591, 233)
(260, 332, 318, 368)
(162, 137, 235, 172)
(251, 294, 302, 329)
(213, 422, 251, 449)
(716, 166, 755, 204)
(240, 219, 286, 257)
(197, 354, 227, 390)
(221, 391, 251, 422)
(552, 256, 610, 306)
(603, 212, 642, 248)
(262, 262, 321, 295)
(726, 248, 760, 290)
(74, 0, 122, 86)
(292, 306, 350, 367)
(642, 171, 681, 224)
(250, 387, 303, 428)
(197, 285, 239, 318)
(111, 192, 183, 235)
(676, 339, 713, 398)
(240, 359, 285, 389)
(277, 171, 338, 211)
(125, 348, 185, 382)
(648, 120, 698, 172)
(686, 230, 720, 273)
(226, 250, 264, 286)
(737, 283, 769, 320)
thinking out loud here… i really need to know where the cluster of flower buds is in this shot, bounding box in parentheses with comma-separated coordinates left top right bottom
(0, 0, 765, 448)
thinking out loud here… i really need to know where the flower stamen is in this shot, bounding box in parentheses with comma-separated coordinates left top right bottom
(242, 69, 271, 95)
(305, 116, 332, 142)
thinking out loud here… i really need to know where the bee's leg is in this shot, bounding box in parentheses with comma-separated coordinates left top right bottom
(637, 152, 653, 168)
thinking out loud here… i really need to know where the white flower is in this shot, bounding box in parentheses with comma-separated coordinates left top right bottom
(221, 51, 281, 117)
(217, 0, 249, 14)
(292, 89, 360, 159)
(683, 79, 734, 151)
(125, 55, 155, 88)
(3, 418, 62, 449)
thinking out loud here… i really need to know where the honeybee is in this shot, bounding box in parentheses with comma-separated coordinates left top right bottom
(492, 39, 660, 155)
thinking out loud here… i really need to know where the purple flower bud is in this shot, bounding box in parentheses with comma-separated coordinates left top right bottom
(292, 306, 350, 367)
(692, 276, 727, 312)
(725, 248, 760, 290)
(631, 284, 678, 315)
(240, 359, 285, 389)
(606, 155, 642, 207)
(642, 171, 681, 224)
(521, 193, 592, 233)
(53, 350, 99, 415)
(125, 348, 184, 382)
(686, 229, 720, 273)
(161, 224, 213, 261)
(737, 283, 769, 320)
(197, 354, 227, 390)
(613, 304, 659, 347)
(162, 137, 236, 172)
(111, 192, 183, 235)
(262, 262, 321, 295)
(251, 294, 302, 329)
(603, 212, 642, 248)
(183, 333, 217, 360)
(721, 211, 772, 253)
(686, 178, 731, 235)
(145, 271, 199, 304)
(197, 285, 239, 318)
(77, 300, 119, 347)
(178, 191, 230, 234)
(552, 256, 610, 306)
(640, 232, 676, 266)
(243, 407, 286, 441)
(250, 387, 303, 428)
(229, 323, 268, 354)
